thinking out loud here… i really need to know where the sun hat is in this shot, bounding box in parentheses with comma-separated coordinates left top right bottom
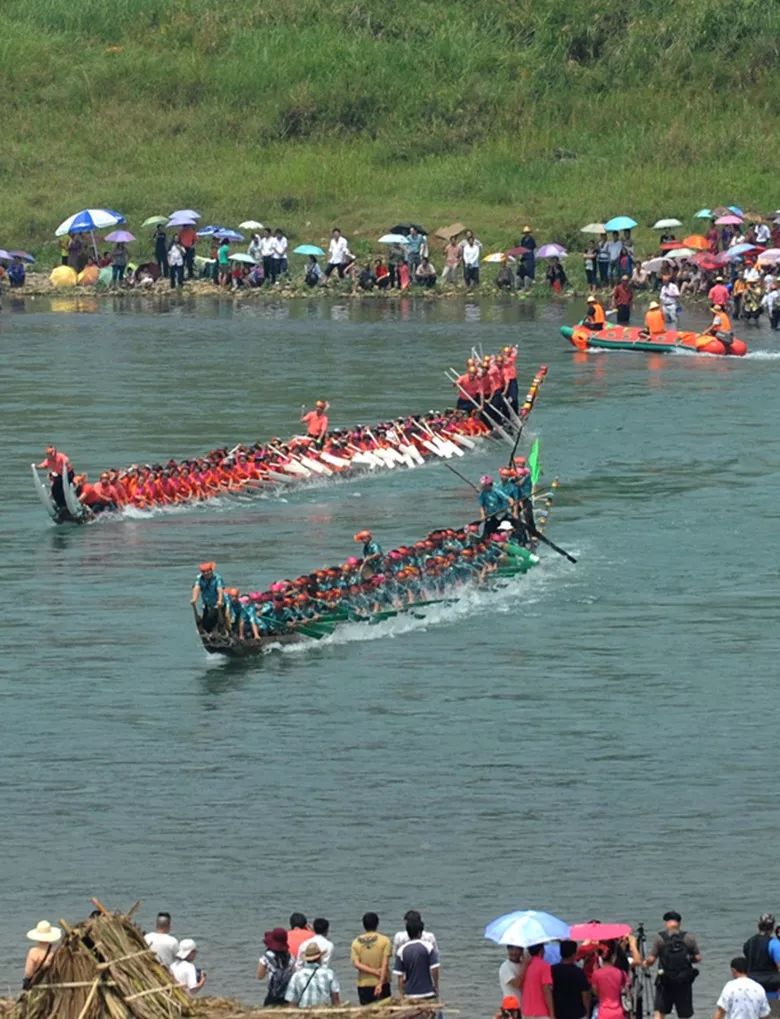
(26, 920, 61, 944)
(587, 295, 597, 302)
(498, 520, 514, 531)
(648, 300, 660, 309)
(176, 938, 197, 959)
(522, 225, 532, 232)
(502, 996, 521, 1011)
(303, 941, 324, 961)
(263, 928, 289, 952)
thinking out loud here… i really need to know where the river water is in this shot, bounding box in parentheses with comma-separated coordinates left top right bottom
(1, 293, 779, 1012)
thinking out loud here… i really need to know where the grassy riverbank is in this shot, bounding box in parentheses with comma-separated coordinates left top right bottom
(3, 0, 779, 259)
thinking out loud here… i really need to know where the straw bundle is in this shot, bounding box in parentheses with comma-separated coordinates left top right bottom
(13, 901, 193, 1019)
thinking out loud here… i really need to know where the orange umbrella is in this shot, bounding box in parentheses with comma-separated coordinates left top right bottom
(683, 234, 710, 250)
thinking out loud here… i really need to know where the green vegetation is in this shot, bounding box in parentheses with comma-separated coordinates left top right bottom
(3, 0, 779, 261)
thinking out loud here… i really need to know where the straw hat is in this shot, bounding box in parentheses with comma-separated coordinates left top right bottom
(27, 920, 61, 943)
(303, 941, 323, 961)
(648, 301, 660, 309)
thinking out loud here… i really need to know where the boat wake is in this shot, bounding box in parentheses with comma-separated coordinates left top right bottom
(744, 350, 780, 360)
(264, 557, 574, 658)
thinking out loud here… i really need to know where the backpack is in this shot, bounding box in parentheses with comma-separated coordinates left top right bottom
(266, 952, 294, 1002)
(659, 932, 693, 984)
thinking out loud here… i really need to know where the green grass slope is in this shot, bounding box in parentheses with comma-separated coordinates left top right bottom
(2, 0, 779, 256)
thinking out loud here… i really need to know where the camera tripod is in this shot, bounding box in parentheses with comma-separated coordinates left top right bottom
(631, 923, 657, 1019)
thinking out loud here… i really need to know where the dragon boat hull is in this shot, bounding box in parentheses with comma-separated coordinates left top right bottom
(561, 324, 747, 357)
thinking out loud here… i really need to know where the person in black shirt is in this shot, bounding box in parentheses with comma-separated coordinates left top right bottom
(553, 940, 592, 1019)
(743, 913, 780, 992)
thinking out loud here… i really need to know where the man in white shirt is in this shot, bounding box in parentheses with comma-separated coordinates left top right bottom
(259, 227, 276, 283)
(144, 912, 179, 967)
(762, 282, 780, 329)
(325, 228, 350, 279)
(499, 944, 526, 1000)
(459, 231, 482, 288)
(714, 956, 770, 1019)
(170, 938, 207, 996)
(297, 917, 334, 968)
(660, 278, 681, 323)
(272, 228, 288, 281)
(755, 222, 771, 246)
(392, 910, 438, 954)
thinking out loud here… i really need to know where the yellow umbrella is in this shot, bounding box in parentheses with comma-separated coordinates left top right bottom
(77, 265, 99, 286)
(483, 251, 509, 263)
(50, 266, 77, 287)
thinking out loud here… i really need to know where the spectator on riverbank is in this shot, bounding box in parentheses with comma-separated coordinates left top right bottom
(273, 228, 288, 280)
(660, 277, 681, 323)
(153, 225, 168, 274)
(286, 942, 341, 1007)
(351, 912, 392, 1004)
(393, 916, 440, 1001)
(170, 938, 206, 996)
(23, 921, 61, 990)
(217, 238, 230, 286)
(325, 228, 350, 279)
(608, 231, 623, 283)
(67, 234, 83, 270)
(8, 256, 26, 287)
(518, 225, 536, 288)
(248, 233, 262, 264)
(714, 957, 770, 1019)
(461, 231, 482, 288)
(357, 262, 376, 290)
(375, 258, 390, 289)
(597, 236, 611, 287)
(304, 256, 323, 287)
(393, 911, 438, 954)
(406, 226, 427, 277)
(583, 245, 597, 293)
(257, 927, 295, 1006)
(521, 944, 554, 1019)
(144, 912, 179, 967)
(546, 257, 568, 292)
(499, 945, 526, 1002)
(552, 939, 591, 1019)
(388, 242, 407, 288)
(288, 914, 313, 957)
(259, 227, 275, 283)
(179, 224, 197, 279)
(441, 236, 461, 284)
(168, 235, 185, 289)
(297, 918, 334, 968)
(642, 910, 701, 1019)
(415, 256, 437, 287)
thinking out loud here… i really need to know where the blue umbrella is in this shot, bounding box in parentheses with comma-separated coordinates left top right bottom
(694, 208, 712, 219)
(9, 250, 36, 262)
(728, 206, 744, 216)
(604, 215, 637, 232)
(196, 225, 222, 236)
(198, 226, 244, 241)
(55, 208, 125, 237)
(726, 243, 757, 259)
(485, 910, 570, 947)
(293, 244, 326, 256)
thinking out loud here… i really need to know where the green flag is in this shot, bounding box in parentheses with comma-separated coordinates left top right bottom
(528, 437, 541, 486)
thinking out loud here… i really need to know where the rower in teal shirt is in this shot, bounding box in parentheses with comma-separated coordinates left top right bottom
(478, 475, 509, 536)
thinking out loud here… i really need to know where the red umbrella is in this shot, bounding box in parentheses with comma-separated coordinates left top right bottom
(692, 253, 723, 270)
(569, 922, 632, 942)
(506, 246, 530, 257)
(659, 241, 680, 251)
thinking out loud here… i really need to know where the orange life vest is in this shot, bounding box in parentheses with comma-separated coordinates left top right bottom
(645, 308, 666, 335)
(590, 302, 606, 325)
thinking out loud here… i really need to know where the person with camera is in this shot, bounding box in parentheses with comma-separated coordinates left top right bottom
(643, 911, 701, 1019)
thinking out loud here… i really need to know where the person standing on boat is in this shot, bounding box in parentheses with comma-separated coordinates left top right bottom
(479, 475, 510, 536)
(612, 275, 634, 324)
(354, 530, 384, 576)
(583, 295, 606, 330)
(38, 445, 73, 510)
(301, 401, 329, 446)
(191, 561, 225, 632)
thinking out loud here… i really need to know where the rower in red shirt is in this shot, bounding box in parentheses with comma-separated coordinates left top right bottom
(301, 400, 329, 446)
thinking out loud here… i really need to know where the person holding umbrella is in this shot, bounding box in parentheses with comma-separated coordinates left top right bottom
(518, 225, 536, 289)
(111, 242, 129, 285)
(168, 235, 186, 289)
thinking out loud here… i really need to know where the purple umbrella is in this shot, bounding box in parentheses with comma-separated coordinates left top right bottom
(9, 250, 35, 262)
(104, 230, 136, 243)
(537, 243, 568, 258)
(0, 249, 11, 260)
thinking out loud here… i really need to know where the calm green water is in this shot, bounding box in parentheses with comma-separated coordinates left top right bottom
(2, 293, 779, 1011)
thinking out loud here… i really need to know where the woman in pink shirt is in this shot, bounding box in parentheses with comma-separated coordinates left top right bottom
(590, 943, 629, 1019)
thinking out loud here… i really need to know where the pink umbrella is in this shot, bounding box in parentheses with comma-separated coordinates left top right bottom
(758, 248, 780, 263)
(715, 214, 743, 226)
(105, 230, 136, 242)
(569, 922, 632, 942)
(506, 245, 531, 257)
(537, 243, 567, 258)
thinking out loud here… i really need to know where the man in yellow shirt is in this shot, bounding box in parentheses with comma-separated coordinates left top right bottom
(351, 912, 392, 1005)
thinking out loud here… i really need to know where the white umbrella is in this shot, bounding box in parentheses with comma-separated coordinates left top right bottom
(239, 220, 264, 230)
(55, 208, 125, 237)
(171, 209, 201, 220)
(378, 233, 410, 244)
(642, 257, 669, 273)
(229, 252, 256, 264)
(652, 218, 682, 229)
(580, 223, 606, 234)
(666, 247, 695, 259)
(485, 910, 570, 947)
